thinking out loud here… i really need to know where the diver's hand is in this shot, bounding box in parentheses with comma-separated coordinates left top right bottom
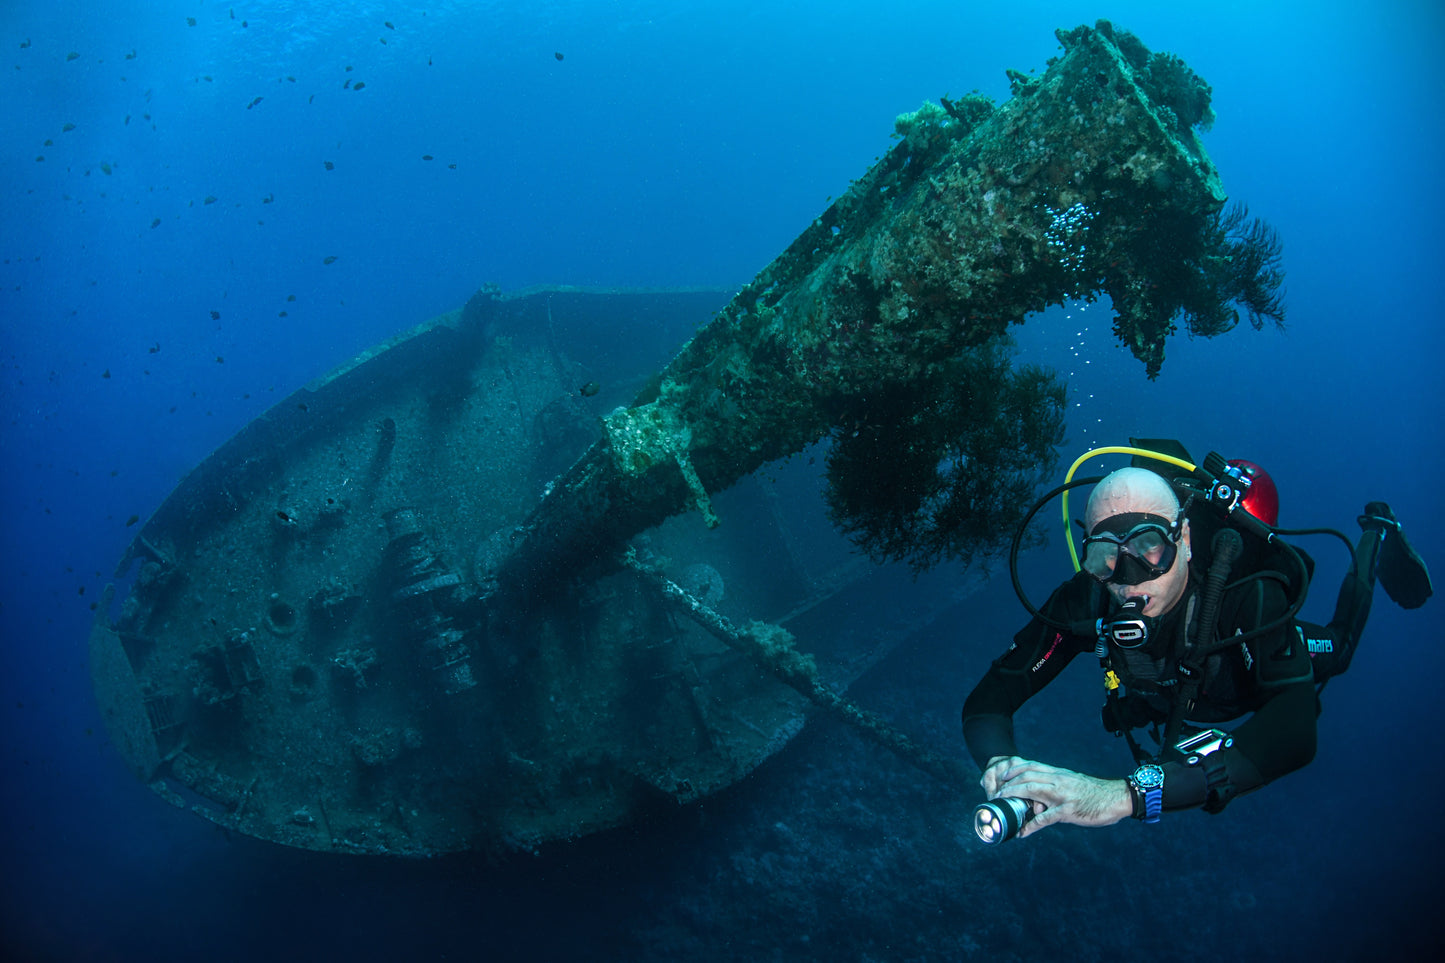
(980, 755, 1030, 798)
(986, 759, 1133, 838)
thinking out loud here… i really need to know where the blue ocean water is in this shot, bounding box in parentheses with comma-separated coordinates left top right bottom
(3, 1, 1442, 959)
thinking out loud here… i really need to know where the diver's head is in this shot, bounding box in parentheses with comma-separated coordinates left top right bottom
(1084, 467, 1192, 618)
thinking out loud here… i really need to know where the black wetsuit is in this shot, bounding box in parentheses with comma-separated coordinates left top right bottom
(961, 566, 1321, 812)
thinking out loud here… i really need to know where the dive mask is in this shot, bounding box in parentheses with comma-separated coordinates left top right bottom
(1082, 511, 1184, 586)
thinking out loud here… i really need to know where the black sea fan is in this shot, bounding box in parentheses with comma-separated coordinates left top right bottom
(823, 340, 1066, 573)
(1215, 203, 1286, 329)
(1173, 202, 1286, 340)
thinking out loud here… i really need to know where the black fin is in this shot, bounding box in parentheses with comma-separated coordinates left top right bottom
(1362, 502, 1433, 609)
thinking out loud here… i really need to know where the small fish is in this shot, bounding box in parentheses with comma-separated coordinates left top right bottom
(579, 381, 600, 397)
(324, 160, 334, 170)
(323, 255, 338, 265)
(385, 21, 395, 30)
(346, 65, 353, 72)
(379, 37, 387, 45)
(215, 356, 224, 364)
(203, 195, 217, 205)
(286, 294, 296, 301)
(102, 369, 111, 379)
(344, 78, 351, 89)
(186, 17, 196, 27)
(247, 96, 263, 109)
(124, 114, 131, 125)
(421, 154, 433, 161)
(101, 162, 112, 175)
(555, 51, 564, 61)
(62, 122, 75, 132)
(149, 343, 160, 353)
(262, 193, 274, 204)
(125, 49, 135, 60)
(66, 51, 79, 61)
(276, 510, 294, 523)
(20, 38, 30, 48)
(286, 75, 296, 82)
(125, 514, 139, 527)
(352, 82, 365, 91)
(448, 163, 456, 170)
(43, 139, 52, 146)
(203, 75, 213, 82)
(150, 218, 161, 228)
(210, 310, 221, 320)
(278, 310, 288, 317)
(35, 155, 44, 162)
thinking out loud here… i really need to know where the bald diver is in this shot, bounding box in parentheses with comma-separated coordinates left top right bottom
(964, 441, 1432, 842)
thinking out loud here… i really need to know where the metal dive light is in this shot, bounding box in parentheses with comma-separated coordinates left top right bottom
(973, 797, 1036, 844)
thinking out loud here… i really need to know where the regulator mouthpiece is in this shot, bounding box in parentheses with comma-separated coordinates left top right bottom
(1099, 595, 1154, 649)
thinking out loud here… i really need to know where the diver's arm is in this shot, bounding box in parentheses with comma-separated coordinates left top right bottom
(960, 638, 1070, 769)
(1171, 677, 1316, 806)
(961, 642, 1032, 769)
(961, 708, 1018, 770)
(1163, 579, 1318, 811)
(1226, 678, 1318, 780)
(1159, 679, 1316, 810)
(961, 579, 1092, 769)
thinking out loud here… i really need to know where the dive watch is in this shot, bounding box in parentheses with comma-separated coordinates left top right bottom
(1128, 763, 1165, 824)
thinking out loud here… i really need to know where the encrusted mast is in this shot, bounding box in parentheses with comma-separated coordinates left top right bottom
(495, 21, 1274, 595)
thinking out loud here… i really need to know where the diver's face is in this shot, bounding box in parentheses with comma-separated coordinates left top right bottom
(1102, 519, 1190, 617)
(1087, 499, 1191, 618)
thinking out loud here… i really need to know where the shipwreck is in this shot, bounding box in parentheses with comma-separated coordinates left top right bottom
(90, 22, 1284, 856)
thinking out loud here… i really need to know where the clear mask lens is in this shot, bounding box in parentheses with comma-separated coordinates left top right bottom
(1083, 524, 1177, 585)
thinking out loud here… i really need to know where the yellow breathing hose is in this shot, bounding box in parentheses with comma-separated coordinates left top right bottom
(1063, 446, 1198, 572)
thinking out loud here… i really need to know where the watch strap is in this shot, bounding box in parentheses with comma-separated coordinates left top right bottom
(1129, 765, 1164, 824)
(1141, 783, 1162, 823)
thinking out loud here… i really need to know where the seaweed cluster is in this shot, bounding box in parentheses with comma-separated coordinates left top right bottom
(823, 341, 1066, 573)
(1099, 202, 1286, 376)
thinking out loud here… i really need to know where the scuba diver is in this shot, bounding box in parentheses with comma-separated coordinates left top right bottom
(963, 441, 1433, 843)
